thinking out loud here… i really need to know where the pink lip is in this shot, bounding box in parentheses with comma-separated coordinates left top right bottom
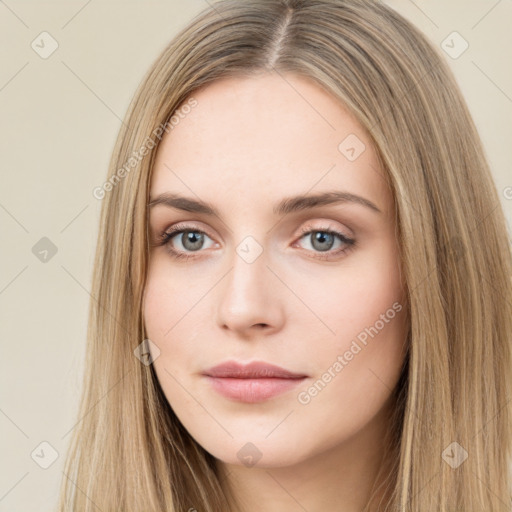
(202, 361, 307, 403)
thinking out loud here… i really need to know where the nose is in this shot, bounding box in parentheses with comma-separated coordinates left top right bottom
(216, 243, 285, 337)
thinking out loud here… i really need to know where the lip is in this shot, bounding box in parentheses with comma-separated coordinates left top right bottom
(204, 360, 307, 379)
(202, 360, 307, 403)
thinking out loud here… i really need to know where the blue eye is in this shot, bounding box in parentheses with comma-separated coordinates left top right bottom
(295, 227, 356, 260)
(157, 223, 356, 261)
(158, 225, 215, 260)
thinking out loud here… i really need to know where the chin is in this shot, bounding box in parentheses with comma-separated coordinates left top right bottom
(193, 432, 315, 469)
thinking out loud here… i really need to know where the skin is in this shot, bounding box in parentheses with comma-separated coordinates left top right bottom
(143, 71, 408, 512)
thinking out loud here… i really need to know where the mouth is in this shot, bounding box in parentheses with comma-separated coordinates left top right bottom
(202, 360, 308, 403)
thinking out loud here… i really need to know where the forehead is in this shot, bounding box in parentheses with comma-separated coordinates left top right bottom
(150, 72, 391, 217)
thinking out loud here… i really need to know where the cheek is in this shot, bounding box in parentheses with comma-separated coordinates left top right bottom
(337, 256, 406, 376)
(142, 255, 202, 340)
(294, 253, 407, 425)
(142, 266, 192, 409)
(142, 256, 209, 384)
(142, 258, 189, 376)
(143, 275, 171, 340)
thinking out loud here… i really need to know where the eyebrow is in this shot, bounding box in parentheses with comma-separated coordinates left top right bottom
(148, 190, 382, 217)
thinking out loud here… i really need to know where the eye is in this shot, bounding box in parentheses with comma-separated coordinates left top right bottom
(294, 225, 356, 260)
(157, 223, 216, 261)
(155, 222, 356, 261)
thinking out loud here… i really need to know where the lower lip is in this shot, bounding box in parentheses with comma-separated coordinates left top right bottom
(205, 376, 306, 403)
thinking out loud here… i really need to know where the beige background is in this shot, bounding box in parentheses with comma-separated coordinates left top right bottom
(0, 1, 510, 510)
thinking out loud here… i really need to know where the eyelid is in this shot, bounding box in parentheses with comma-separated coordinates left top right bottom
(159, 218, 353, 240)
(157, 221, 215, 241)
(296, 220, 353, 239)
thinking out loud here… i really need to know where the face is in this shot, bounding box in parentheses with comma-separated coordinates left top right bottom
(143, 71, 408, 469)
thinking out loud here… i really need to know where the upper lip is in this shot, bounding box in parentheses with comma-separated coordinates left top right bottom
(203, 360, 307, 379)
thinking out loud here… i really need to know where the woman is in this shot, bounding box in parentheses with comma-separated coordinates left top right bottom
(58, 1, 512, 510)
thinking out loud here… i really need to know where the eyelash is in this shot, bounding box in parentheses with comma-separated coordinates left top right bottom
(156, 222, 356, 261)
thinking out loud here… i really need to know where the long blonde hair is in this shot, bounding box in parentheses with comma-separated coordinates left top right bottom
(58, 1, 512, 510)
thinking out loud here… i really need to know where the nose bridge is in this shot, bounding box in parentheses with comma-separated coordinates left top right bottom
(216, 232, 283, 332)
(226, 234, 270, 306)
